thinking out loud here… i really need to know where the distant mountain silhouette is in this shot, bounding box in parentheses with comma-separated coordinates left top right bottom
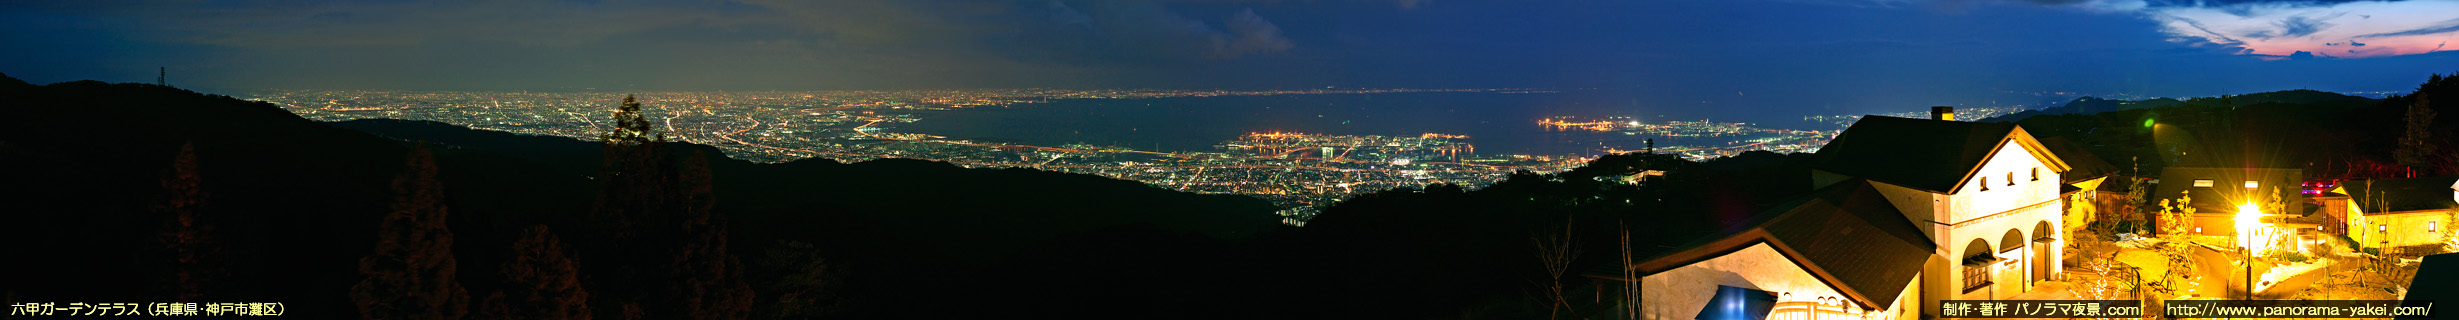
(1981, 76, 2459, 182)
(1983, 89, 2374, 123)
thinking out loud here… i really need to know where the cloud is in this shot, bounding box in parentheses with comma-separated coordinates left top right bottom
(2272, 14, 2333, 38)
(2149, 1, 2459, 59)
(2009, 0, 2148, 12)
(20, 0, 1308, 87)
(2355, 18, 2459, 38)
(997, 1, 1298, 63)
(32, 0, 978, 49)
(1840, 0, 2454, 59)
(1208, 9, 1296, 59)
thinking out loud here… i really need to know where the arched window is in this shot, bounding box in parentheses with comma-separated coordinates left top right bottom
(1962, 238, 1995, 292)
(2007, 172, 2015, 186)
(1981, 177, 1990, 191)
(2031, 167, 2040, 181)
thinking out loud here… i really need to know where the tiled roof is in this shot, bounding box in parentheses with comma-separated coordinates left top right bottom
(2037, 137, 2116, 183)
(1754, 180, 1936, 309)
(2336, 176, 2459, 214)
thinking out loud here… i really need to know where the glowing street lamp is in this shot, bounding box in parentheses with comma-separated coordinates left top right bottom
(2236, 202, 2263, 299)
(2236, 203, 2267, 252)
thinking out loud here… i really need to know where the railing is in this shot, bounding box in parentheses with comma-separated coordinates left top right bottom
(2112, 264, 2142, 299)
(1766, 301, 1863, 320)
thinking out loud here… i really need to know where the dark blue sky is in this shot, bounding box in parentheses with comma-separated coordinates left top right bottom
(4, 0, 2455, 112)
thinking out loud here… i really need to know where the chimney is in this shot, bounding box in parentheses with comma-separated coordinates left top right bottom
(1931, 106, 1955, 121)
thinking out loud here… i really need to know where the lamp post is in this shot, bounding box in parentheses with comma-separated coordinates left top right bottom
(2378, 224, 2388, 288)
(2236, 203, 2262, 299)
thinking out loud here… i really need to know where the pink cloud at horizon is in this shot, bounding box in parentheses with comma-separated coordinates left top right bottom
(2152, 0, 2459, 60)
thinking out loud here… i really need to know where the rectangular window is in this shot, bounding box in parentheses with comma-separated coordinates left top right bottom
(1980, 177, 1989, 191)
(2031, 167, 2040, 181)
(2193, 179, 2215, 188)
(2007, 172, 2015, 186)
(2244, 181, 2260, 189)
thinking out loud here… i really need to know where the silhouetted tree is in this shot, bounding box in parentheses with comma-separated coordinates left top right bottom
(2397, 94, 2437, 174)
(585, 95, 752, 319)
(477, 225, 591, 320)
(662, 152, 754, 320)
(587, 95, 672, 318)
(1531, 216, 1578, 320)
(601, 94, 662, 146)
(156, 142, 223, 302)
(594, 94, 670, 241)
(352, 144, 469, 320)
(1617, 222, 1637, 320)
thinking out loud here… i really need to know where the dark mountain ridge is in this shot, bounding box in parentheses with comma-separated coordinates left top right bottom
(1983, 89, 2376, 123)
(0, 73, 1286, 318)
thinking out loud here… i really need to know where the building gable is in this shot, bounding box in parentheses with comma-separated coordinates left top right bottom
(1813, 116, 2070, 195)
(1619, 181, 1935, 310)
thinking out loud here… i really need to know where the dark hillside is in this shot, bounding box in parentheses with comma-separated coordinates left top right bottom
(0, 73, 1282, 318)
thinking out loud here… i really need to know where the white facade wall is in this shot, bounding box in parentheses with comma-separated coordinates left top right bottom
(1941, 142, 2063, 298)
(1871, 141, 2067, 316)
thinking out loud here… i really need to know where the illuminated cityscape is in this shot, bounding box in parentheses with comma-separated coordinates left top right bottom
(1801, 105, 2032, 129)
(1536, 116, 1835, 159)
(249, 89, 1588, 224)
(9, 0, 2458, 318)
(249, 89, 2064, 222)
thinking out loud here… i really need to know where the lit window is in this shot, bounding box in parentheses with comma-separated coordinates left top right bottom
(2195, 227, 2202, 234)
(2381, 225, 2388, 232)
(2432, 221, 2440, 232)
(2193, 179, 2215, 188)
(2244, 181, 2260, 189)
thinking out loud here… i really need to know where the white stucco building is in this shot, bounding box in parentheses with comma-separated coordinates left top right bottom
(1594, 114, 2083, 320)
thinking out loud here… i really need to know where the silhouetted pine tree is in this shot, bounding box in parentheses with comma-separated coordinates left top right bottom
(594, 94, 669, 242)
(662, 152, 754, 319)
(2397, 93, 2438, 174)
(478, 225, 591, 320)
(155, 142, 223, 303)
(587, 94, 671, 320)
(352, 144, 469, 320)
(586, 95, 751, 319)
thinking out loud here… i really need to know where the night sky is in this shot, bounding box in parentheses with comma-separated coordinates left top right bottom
(4, 0, 2456, 111)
